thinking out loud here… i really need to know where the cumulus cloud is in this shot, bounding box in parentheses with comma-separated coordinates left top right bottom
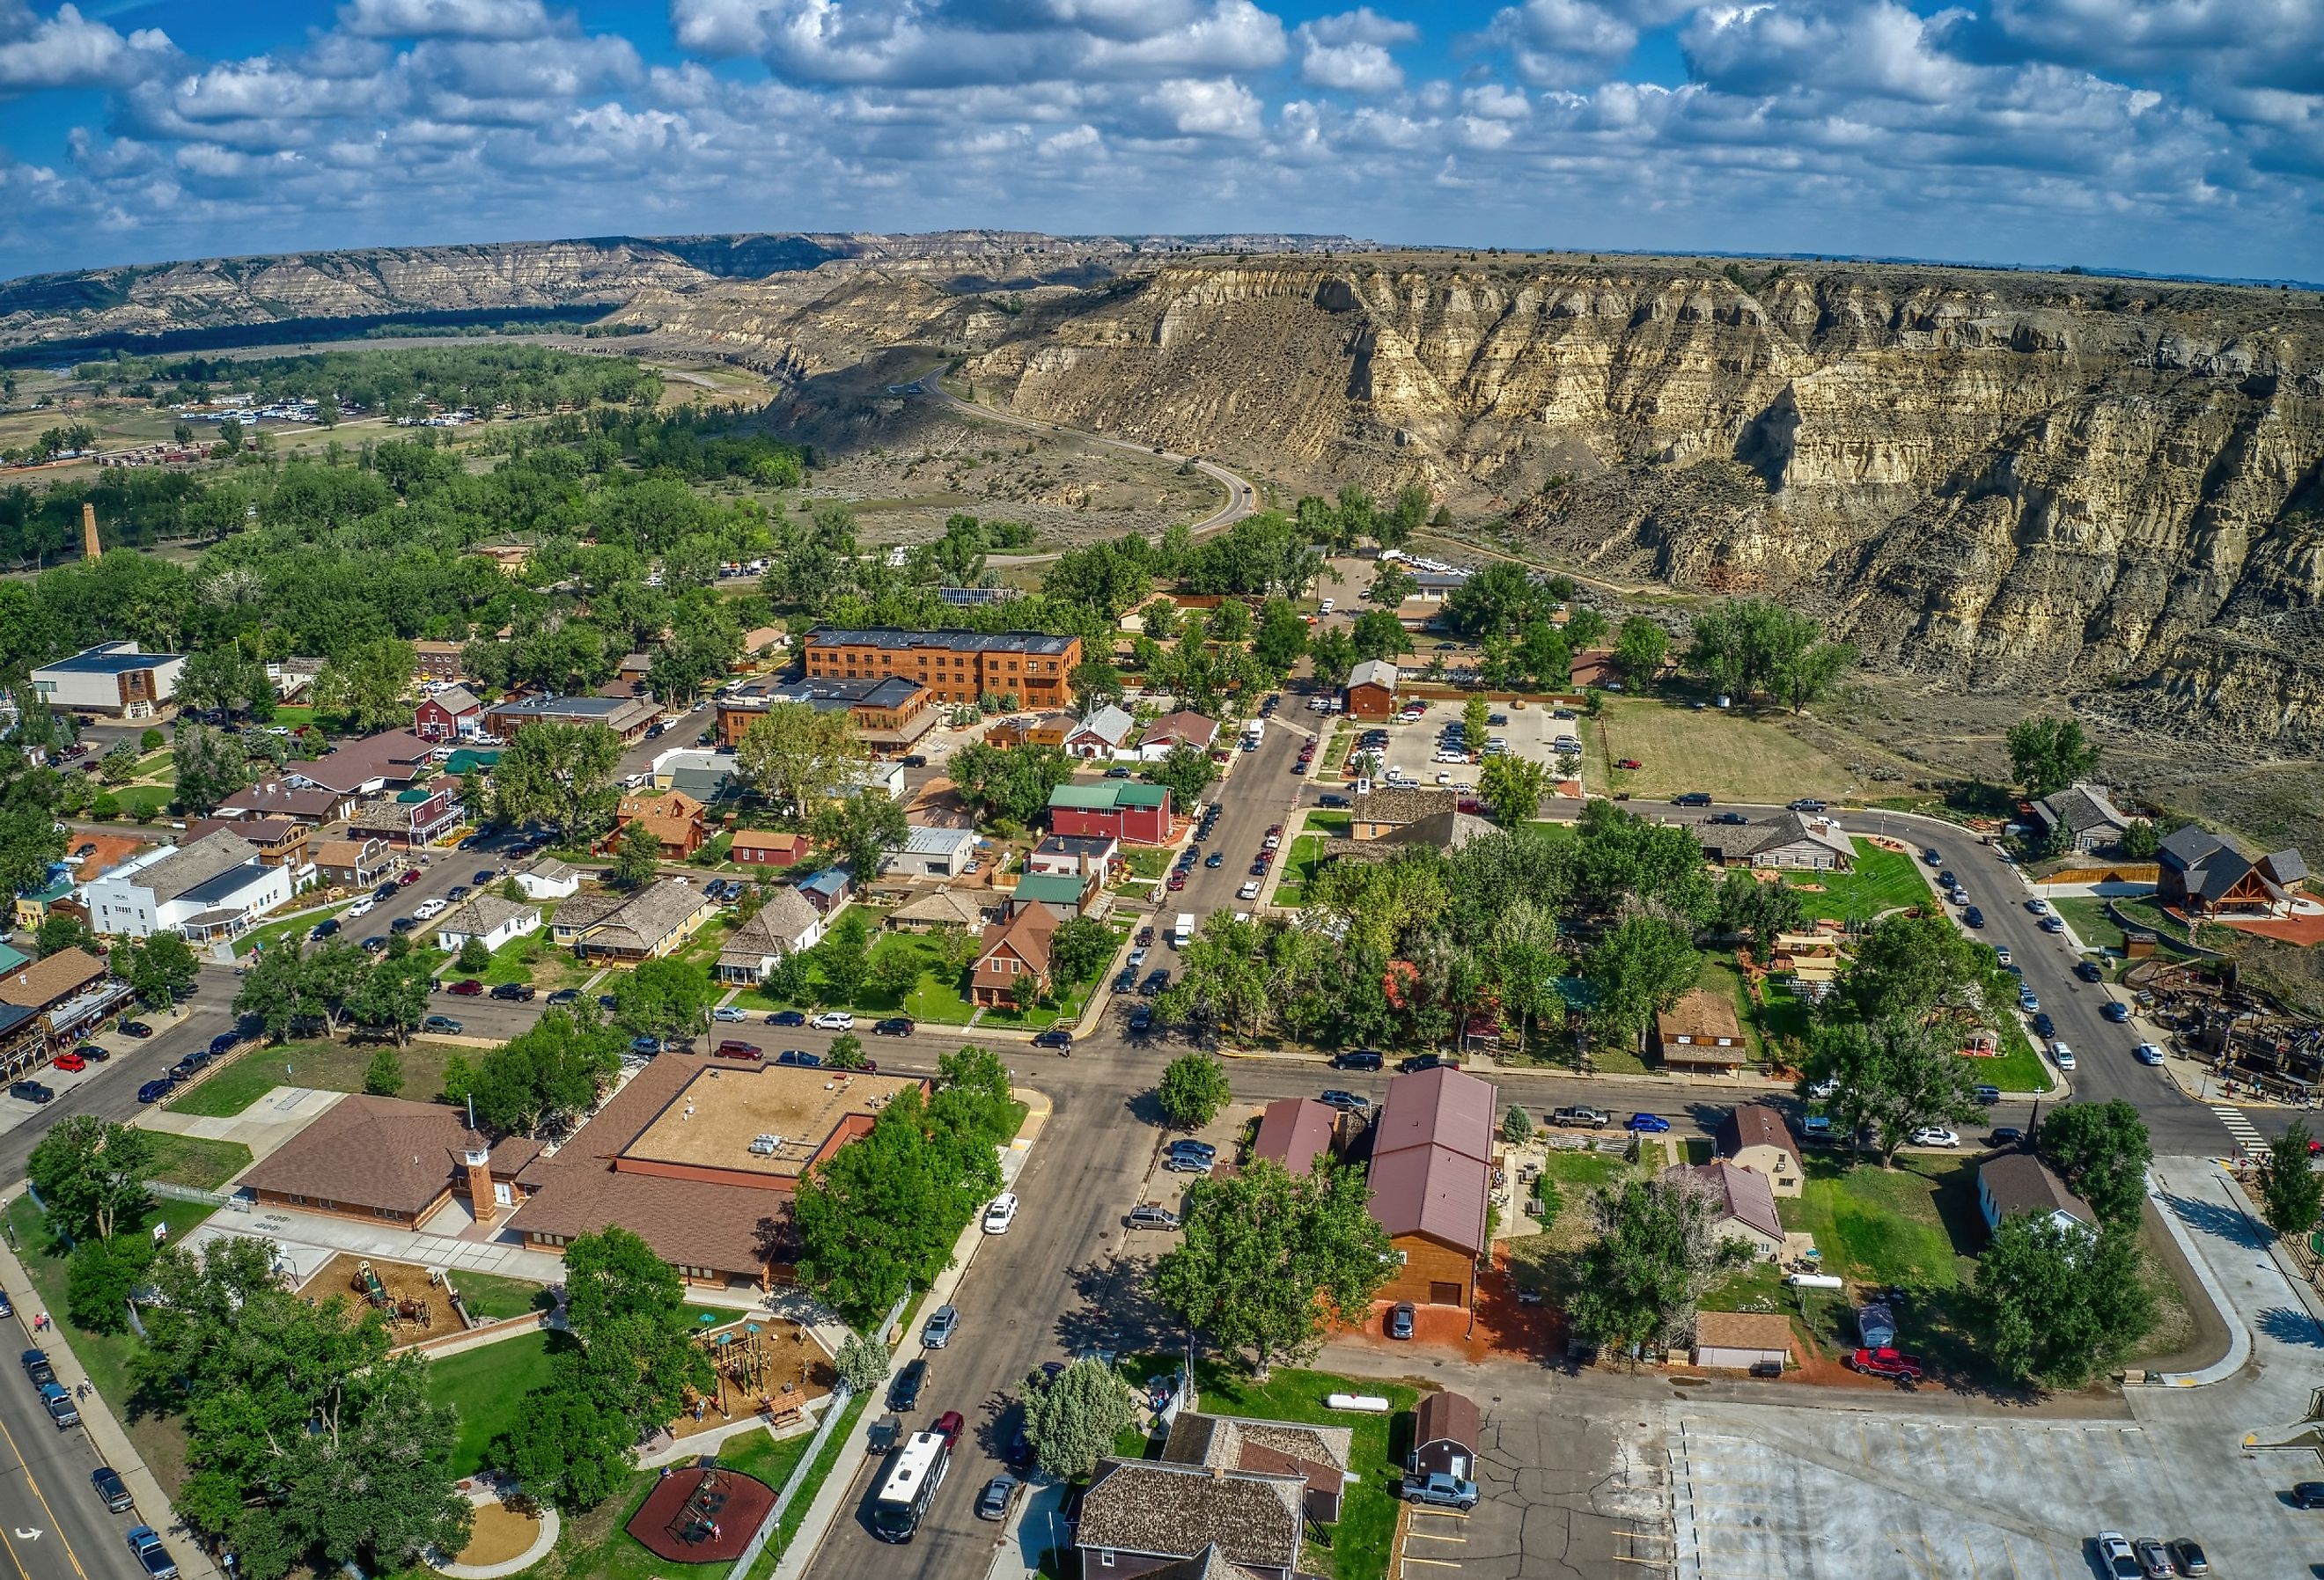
(1483, 0, 1694, 87)
(1293, 9, 1412, 92)
(0, 2, 173, 93)
(337, 0, 555, 40)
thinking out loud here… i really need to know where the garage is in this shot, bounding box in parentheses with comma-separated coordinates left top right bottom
(1691, 1312, 1794, 1372)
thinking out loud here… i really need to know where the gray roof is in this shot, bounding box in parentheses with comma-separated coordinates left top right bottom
(2261, 849, 2310, 886)
(732, 674, 927, 713)
(1161, 1413, 1351, 1479)
(1666, 1159, 1784, 1244)
(577, 878, 713, 952)
(889, 888, 989, 928)
(806, 627, 1076, 655)
(1077, 1459, 1303, 1570)
(901, 825, 977, 856)
(526, 856, 576, 883)
(1379, 810, 1502, 852)
(2157, 825, 2229, 872)
(438, 893, 536, 939)
(129, 830, 260, 904)
(1734, 811, 1853, 862)
(1350, 786, 1456, 827)
(1348, 658, 1400, 691)
(2034, 783, 2128, 836)
(1980, 1151, 2095, 1226)
(549, 892, 625, 930)
(720, 888, 820, 959)
(33, 642, 182, 676)
(1070, 703, 1135, 745)
(429, 684, 482, 715)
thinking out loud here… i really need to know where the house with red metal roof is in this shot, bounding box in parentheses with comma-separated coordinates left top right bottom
(1364, 1065, 1497, 1311)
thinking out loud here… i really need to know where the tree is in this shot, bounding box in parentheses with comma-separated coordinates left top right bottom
(1502, 1105, 1533, 1145)
(1307, 624, 1357, 689)
(1145, 743, 1219, 816)
(364, 1047, 405, 1097)
(68, 1234, 156, 1333)
(864, 947, 918, 1005)
(1975, 1217, 2152, 1389)
(1613, 616, 1669, 685)
(1583, 916, 1700, 1051)
(348, 952, 430, 1044)
(825, 1033, 869, 1071)
(1563, 605, 1608, 651)
(1713, 868, 1809, 959)
(1477, 752, 1552, 827)
(118, 931, 199, 1009)
(1568, 1173, 1750, 1353)
(456, 935, 491, 973)
(930, 1043, 1018, 1148)
(946, 740, 1074, 829)
(2005, 716, 2101, 799)
(1462, 694, 1491, 753)
(2036, 1101, 2151, 1231)
(610, 823, 661, 890)
(734, 703, 866, 820)
(793, 1087, 1001, 1325)
(1158, 1050, 1232, 1129)
(493, 723, 623, 844)
(1684, 600, 1853, 709)
(466, 1008, 623, 1135)
(35, 912, 96, 959)
(1805, 1014, 1984, 1166)
(1367, 561, 1418, 607)
(1350, 608, 1411, 663)
(1835, 911, 1981, 1024)
(1021, 1357, 1137, 1480)
(173, 723, 249, 817)
(2120, 819, 2160, 858)
(612, 958, 714, 1044)
(814, 908, 872, 1005)
(497, 1385, 635, 1512)
(1151, 1159, 1392, 1377)
(810, 788, 908, 878)
(314, 637, 417, 732)
(1049, 915, 1115, 988)
(834, 1331, 889, 1393)
(29, 1115, 155, 1243)
(2257, 1121, 2324, 1241)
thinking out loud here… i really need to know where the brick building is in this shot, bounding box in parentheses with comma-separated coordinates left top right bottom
(803, 628, 1081, 709)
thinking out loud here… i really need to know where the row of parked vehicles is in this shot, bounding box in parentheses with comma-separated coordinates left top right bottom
(15, 1313, 179, 1577)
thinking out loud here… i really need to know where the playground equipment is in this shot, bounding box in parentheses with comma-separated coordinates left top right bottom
(353, 1260, 389, 1307)
(346, 1260, 436, 1332)
(667, 1466, 732, 1547)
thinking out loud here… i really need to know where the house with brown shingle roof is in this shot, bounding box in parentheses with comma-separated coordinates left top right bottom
(239, 1096, 543, 1226)
(1656, 988, 1748, 1072)
(1409, 1390, 1481, 1481)
(550, 878, 716, 962)
(1073, 1458, 1305, 1580)
(1367, 1065, 1497, 1310)
(1692, 1311, 1794, 1371)
(972, 906, 1056, 1008)
(614, 789, 706, 860)
(715, 889, 826, 986)
(1977, 1151, 2096, 1237)
(313, 836, 393, 888)
(1715, 1103, 1802, 1197)
(1160, 1411, 1353, 1525)
(1663, 1160, 1784, 1260)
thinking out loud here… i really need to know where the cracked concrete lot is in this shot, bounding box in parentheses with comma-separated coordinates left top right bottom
(1407, 1399, 1670, 1579)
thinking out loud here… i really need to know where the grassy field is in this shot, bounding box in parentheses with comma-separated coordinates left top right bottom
(1182, 1362, 1416, 1580)
(1585, 696, 1869, 805)
(232, 899, 350, 959)
(743, 930, 980, 1025)
(1274, 811, 1350, 907)
(2050, 896, 2129, 955)
(165, 1038, 466, 1117)
(452, 1270, 551, 1322)
(443, 930, 590, 992)
(1695, 953, 1765, 1066)
(426, 1329, 562, 1477)
(1776, 1154, 1991, 1376)
(1781, 840, 1931, 923)
(143, 1133, 254, 1190)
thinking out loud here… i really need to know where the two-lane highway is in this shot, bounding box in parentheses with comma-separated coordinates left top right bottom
(0, 1306, 152, 1580)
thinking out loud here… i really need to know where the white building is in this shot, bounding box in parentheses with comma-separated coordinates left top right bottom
(513, 858, 581, 901)
(29, 643, 186, 720)
(84, 830, 291, 942)
(880, 826, 980, 879)
(435, 894, 542, 954)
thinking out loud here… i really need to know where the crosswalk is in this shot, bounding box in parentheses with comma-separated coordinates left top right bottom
(2211, 1104, 2267, 1156)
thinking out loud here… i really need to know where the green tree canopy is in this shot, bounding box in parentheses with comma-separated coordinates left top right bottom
(2036, 1101, 2151, 1231)
(2005, 715, 2102, 799)
(28, 1115, 155, 1243)
(1975, 1217, 2152, 1389)
(2258, 1121, 2324, 1242)
(1158, 1050, 1233, 1129)
(1568, 1173, 1751, 1353)
(1021, 1357, 1137, 1479)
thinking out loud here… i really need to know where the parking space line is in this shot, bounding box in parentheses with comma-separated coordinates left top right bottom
(1411, 1507, 1470, 1520)
(1407, 1530, 1467, 1543)
(1401, 1557, 1461, 1569)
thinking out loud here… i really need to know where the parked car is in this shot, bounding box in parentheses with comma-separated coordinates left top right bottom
(209, 1033, 239, 1057)
(982, 1194, 1019, 1234)
(40, 1381, 79, 1428)
(308, 919, 341, 941)
(1112, 968, 1139, 995)
(2294, 1481, 2324, 1509)
(2168, 1538, 2209, 1575)
(809, 1010, 853, 1031)
(1163, 1150, 1212, 1174)
(1551, 1105, 1609, 1128)
(2095, 1533, 2141, 1578)
(1921, 847, 1943, 865)
(1846, 1347, 1924, 1382)
(422, 1013, 464, 1033)
(975, 1475, 1018, 1521)
(414, 899, 448, 920)
(873, 1017, 915, 1037)
(1237, 880, 1261, 900)
(1625, 1113, 1671, 1133)
(1673, 791, 1713, 806)
(446, 886, 470, 902)
(1032, 1029, 1072, 1051)
(2048, 1042, 2077, 1070)
(1318, 1090, 1372, 1113)
(921, 1304, 960, 1349)
(1708, 811, 1749, 826)
(1126, 1004, 1153, 1034)
(889, 1359, 926, 1411)
(713, 1040, 763, 1062)
(1127, 1204, 1180, 1231)
(1963, 907, 1984, 928)
(21, 1349, 55, 1385)
(2075, 960, 2105, 982)
(2135, 1043, 2166, 1066)
(1335, 1048, 1384, 1070)
(51, 1052, 85, 1073)
(1399, 1053, 1457, 1074)
(1615, 757, 1643, 770)
(711, 1006, 748, 1023)
(119, 1020, 153, 1038)
(630, 1037, 664, 1056)
(8, 1081, 54, 1105)
(1401, 1472, 1477, 1510)
(546, 988, 582, 1005)
(1988, 1126, 2025, 1147)
(2130, 1538, 2174, 1579)
(446, 978, 486, 996)
(775, 1049, 821, 1068)
(92, 1466, 135, 1513)
(1387, 1303, 1416, 1341)
(768, 1010, 808, 1026)
(136, 1078, 174, 1103)
(1140, 969, 1171, 996)
(2031, 1011, 2055, 1038)
(931, 1409, 966, 1448)
(490, 982, 534, 1002)
(127, 1526, 178, 1580)
(1909, 1127, 1960, 1148)
(1973, 1084, 2001, 1105)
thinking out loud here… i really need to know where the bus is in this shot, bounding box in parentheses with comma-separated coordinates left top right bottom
(869, 1430, 952, 1543)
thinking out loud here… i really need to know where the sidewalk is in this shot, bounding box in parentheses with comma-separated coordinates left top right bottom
(2142, 1156, 2324, 1393)
(134, 1084, 347, 1162)
(0, 1236, 226, 1580)
(769, 1084, 1050, 1580)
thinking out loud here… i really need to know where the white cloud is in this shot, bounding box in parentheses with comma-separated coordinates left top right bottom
(1299, 8, 1418, 48)
(0, 2, 173, 93)
(337, 0, 555, 40)
(1300, 40, 1401, 92)
(1463, 83, 1530, 118)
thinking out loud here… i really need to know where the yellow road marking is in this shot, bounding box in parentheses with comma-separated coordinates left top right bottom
(1407, 1530, 1467, 1542)
(1411, 1507, 1470, 1520)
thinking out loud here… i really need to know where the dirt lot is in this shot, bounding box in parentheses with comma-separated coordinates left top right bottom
(303, 1253, 464, 1342)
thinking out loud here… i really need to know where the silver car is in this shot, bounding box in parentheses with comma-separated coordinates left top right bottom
(921, 1304, 960, 1349)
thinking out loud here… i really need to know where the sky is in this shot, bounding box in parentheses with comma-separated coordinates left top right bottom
(0, 0, 2320, 285)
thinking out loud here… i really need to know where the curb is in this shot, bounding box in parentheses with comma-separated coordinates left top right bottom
(2138, 1164, 2251, 1386)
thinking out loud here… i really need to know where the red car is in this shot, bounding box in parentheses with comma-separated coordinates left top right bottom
(1615, 758, 1643, 770)
(445, 979, 487, 996)
(714, 1041, 763, 1062)
(1846, 1347, 1924, 1382)
(931, 1409, 964, 1449)
(398, 870, 421, 886)
(51, 1053, 85, 1073)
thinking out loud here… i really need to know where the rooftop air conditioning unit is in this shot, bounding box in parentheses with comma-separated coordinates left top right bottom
(749, 1134, 781, 1156)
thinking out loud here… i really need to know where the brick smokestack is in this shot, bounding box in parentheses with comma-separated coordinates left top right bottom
(82, 503, 100, 562)
(463, 1143, 496, 1225)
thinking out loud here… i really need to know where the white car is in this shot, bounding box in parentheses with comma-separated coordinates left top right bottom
(1237, 881, 1261, 900)
(1909, 1127, 1960, 1148)
(810, 1010, 854, 1032)
(2133, 1042, 2166, 1066)
(2048, 1040, 2076, 1069)
(1318, 599, 1335, 615)
(347, 898, 374, 918)
(2096, 1532, 2140, 1580)
(982, 1193, 1018, 1235)
(1809, 1077, 1840, 1099)
(413, 899, 447, 920)
(1262, 834, 1280, 850)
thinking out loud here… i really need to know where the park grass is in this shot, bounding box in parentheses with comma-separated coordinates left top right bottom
(1584, 694, 1867, 805)
(113, 784, 174, 818)
(443, 930, 589, 992)
(1275, 811, 1351, 907)
(426, 1329, 563, 1477)
(164, 1037, 465, 1117)
(1182, 1361, 1416, 1580)
(4, 1194, 214, 1492)
(742, 930, 981, 1025)
(450, 1269, 551, 1322)
(1123, 846, 1172, 881)
(2050, 896, 2129, 955)
(232, 897, 355, 959)
(1780, 840, 1931, 923)
(143, 1133, 254, 1191)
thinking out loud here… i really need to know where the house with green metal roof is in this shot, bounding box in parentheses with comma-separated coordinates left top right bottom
(1047, 779, 1172, 844)
(1009, 871, 1092, 924)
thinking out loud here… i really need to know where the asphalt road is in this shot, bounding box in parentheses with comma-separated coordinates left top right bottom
(0, 1312, 150, 1580)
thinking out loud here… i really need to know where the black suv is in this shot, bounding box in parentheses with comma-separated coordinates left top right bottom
(92, 1466, 134, 1514)
(889, 1358, 927, 1411)
(1334, 1049, 1385, 1071)
(1673, 791, 1714, 806)
(489, 982, 535, 1002)
(873, 1018, 916, 1037)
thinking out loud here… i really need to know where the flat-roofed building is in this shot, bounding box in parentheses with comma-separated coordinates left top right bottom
(29, 643, 185, 719)
(485, 693, 660, 744)
(804, 628, 1081, 709)
(715, 673, 937, 753)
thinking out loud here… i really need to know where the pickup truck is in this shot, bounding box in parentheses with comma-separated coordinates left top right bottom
(1549, 1106, 1609, 1128)
(39, 1382, 80, 1429)
(1401, 1472, 1478, 1510)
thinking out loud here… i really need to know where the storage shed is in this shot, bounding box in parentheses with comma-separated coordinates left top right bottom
(1408, 1390, 1481, 1481)
(1691, 1312, 1793, 1371)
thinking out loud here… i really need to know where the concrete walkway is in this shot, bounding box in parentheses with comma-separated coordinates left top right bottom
(135, 1084, 348, 1161)
(2144, 1156, 2324, 1395)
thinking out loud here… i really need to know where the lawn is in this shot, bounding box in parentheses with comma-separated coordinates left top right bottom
(1275, 811, 1350, 907)
(443, 930, 589, 992)
(165, 1037, 467, 1117)
(143, 1133, 254, 1191)
(4, 1194, 214, 1491)
(232, 899, 351, 959)
(2050, 896, 2129, 955)
(1974, 1012, 2055, 1094)
(1181, 1361, 1416, 1580)
(1123, 847, 1173, 881)
(1584, 694, 1869, 805)
(1695, 952, 1765, 1066)
(452, 1269, 551, 1322)
(1777, 1153, 1993, 1378)
(742, 930, 978, 1025)
(425, 1328, 562, 1477)
(1780, 840, 1930, 923)
(113, 784, 174, 818)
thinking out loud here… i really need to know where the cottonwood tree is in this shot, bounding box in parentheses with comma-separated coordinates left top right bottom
(1151, 1159, 1391, 1378)
(117, 931, 200, 1009)
(1145, 744, 1219, 817)
(1568, 1172, 1751, 1354)
(810, 787, 908, 877)
(2037, 1101, 2152, 1231)
(1805, 1014, 1985, 1166)
(173, 724, 249, 817)
(734, 703, 866, 820)
(1478, 752, 1553, 827)
(313, 638, 417, 733)
(1049, 915, 1116, 988)
(28, 1115, 155, 1243)
(493, 723, 623, 843)
(1582, 915, 1701, 1051)
(1157, 1050, 1232, 1130)
(946, 740, 1074, 829)
(2258, 1121, 2324, 1241)
(2005, 716, 2102, 799)
(611, 958, 714, 1045)
(609, 824, 661, 890)
(1975, 1216, 2152, 1390)
(1021, 1357, 1137, 1480)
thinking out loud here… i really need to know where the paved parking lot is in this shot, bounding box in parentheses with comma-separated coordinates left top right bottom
(1666, 1401, 2313, 1580)
(1361, 700, 1581, 792)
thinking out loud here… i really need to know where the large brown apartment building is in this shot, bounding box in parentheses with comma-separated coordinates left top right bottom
(803, 628, 1080, 709)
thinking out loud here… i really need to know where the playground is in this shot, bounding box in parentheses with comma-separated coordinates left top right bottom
(302, 1253, 475, 1340)
(625, 1464, 776, 1562)
(661, 1316, 833, 1444)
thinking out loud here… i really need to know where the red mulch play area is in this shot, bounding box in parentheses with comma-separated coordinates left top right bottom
(625, 1466, 775, 1562)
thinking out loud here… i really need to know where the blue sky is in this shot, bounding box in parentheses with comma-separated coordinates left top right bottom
(2, 0, 2320, 283)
